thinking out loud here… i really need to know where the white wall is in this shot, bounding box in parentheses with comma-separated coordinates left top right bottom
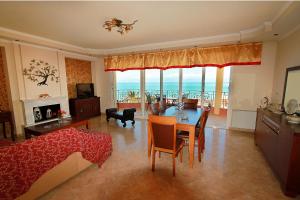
(18, 45, 62, 99)
(0, 40, 24, 135)
(91, 57, 115, 112)
(0, 41, 109, 136)
(227, 41, 277, 130)
(271, 28, 300, 103)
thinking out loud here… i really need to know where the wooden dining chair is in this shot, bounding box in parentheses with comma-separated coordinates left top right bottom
(149, 103, 160, 115)
(177, 108, 210, 162)
(183, 99, 198, 109)
(159, 99, 167, 112)
(148, 115, 184, 176)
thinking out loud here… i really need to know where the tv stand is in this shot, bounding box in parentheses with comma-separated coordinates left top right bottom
(69, 97, 101, 120)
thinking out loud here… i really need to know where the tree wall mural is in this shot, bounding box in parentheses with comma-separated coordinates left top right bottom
(23, 59, 59, 86)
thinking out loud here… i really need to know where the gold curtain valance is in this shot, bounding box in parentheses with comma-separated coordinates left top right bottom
(104, 42, 262, 71)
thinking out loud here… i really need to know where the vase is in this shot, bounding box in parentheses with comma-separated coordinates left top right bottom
(58, 117, 63, 124)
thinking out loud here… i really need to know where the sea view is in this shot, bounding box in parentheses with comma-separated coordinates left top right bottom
(117, 82, 229, 93)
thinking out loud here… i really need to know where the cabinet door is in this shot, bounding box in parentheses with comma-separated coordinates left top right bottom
(256, 116, 279, 175)
(263, 123, 279, 171)
(255, 111, 264, 146)
(277, 128, 294, 184)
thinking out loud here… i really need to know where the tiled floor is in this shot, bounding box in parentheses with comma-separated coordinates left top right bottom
(40, 116, 298, 200)
(206, 114, 227, 129)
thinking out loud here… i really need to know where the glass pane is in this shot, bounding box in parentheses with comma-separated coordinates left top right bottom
(145, 69, 160, 103)
(222, 67, 230, 93)
(204, 67, 217, 106)
(222, 67, 230, 108)
(116, 70, 141, 112)
(163, 68, 179, 105)
(182, 68, 202, 100)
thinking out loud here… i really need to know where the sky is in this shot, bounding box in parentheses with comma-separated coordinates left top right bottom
(116, 67, 231, 83)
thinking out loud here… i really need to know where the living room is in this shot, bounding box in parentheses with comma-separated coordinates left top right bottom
(1, 1, 300, 200)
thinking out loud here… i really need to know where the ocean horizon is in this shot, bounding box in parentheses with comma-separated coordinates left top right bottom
(117, 82, 229, 93)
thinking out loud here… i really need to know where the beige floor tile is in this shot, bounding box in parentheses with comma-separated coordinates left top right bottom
(39, 115, 299, 200)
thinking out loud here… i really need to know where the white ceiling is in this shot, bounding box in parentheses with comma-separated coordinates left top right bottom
(0, 1, 300, 55)
(0, 1, 294, 50)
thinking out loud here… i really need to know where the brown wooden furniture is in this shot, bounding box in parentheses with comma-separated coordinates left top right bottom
(69, 97, 101, 120)
(148, 115, 184, 176)
(178, 108, 210, 161)
(159, 99, 167, 111)
(24, 118, 89, 139)
(255, 109, 300, 197)
(0, 111, 15, 141)
(183, 98, 198, 109)
(106, 108, 136, 127)
(148, 106, 203, 168)
(149, 103, 160, 115)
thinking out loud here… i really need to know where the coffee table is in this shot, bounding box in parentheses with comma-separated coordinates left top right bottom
(24, 118, 89, 139)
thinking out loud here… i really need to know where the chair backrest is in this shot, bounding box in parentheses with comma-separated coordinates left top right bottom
(198, 108, 210, 132)
(159, 99, 167, 112)
(183, 99, 198, 109)
(149, 103, 160, 115)
(148, 115, 177, 152)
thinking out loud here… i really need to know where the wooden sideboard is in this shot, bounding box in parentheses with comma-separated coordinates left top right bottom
(255, 109, 300, 197)
(69, 97, 101, 120)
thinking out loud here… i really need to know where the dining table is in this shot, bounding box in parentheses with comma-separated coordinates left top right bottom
(147, 106, 203, 168)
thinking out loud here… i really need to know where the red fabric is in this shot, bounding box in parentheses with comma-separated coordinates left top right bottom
(104, 61, 261, 72)
(0, 128, 112, 200)
(0, 140, 14, 148)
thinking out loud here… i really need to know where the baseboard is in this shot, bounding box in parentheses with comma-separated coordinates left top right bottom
(228, 127, 254, 133)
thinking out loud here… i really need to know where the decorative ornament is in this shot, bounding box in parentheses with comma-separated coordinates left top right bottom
(23, 59, 59, 86)
(260, 96, 270, 109)
(103, 18, 138, 35)
(286, 99, 299, 115)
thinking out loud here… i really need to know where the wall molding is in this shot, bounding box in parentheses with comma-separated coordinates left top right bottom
(0, 1, 295, 56)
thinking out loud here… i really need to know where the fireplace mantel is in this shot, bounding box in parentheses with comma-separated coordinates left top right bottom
(21, 96, 70, 126)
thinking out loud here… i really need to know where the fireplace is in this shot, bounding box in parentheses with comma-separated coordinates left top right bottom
(33, 104, 61, 123)
(21, 96, 70, 126)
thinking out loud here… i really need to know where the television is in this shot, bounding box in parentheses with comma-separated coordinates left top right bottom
(76, 83, 94, 98)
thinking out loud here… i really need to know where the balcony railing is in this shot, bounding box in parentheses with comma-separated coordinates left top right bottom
(116, 90, 228, 109)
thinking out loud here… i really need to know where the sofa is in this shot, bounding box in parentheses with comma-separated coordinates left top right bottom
(0, 128, 112, 200)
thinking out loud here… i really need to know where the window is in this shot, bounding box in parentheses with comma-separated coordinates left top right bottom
(202, 67, 217, 106)
(182, 68, 202, 99)
(163, 69, 179, 103)
(145, 69, 160, 102)
(114, 66, 230, 115)
(222, 67, 231, 108)
(116, 70, 140, 102)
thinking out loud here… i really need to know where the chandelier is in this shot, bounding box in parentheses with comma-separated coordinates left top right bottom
(103, 18, 138, 35)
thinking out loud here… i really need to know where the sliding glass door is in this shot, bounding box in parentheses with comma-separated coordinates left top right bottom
(163, 68, 179, 105)
(182, 68, 202, 104)
(115, 66, 231, 116)
(204, 67, 217, 107)
(116, 70, 142, 115)
(145, 69, 161, 113)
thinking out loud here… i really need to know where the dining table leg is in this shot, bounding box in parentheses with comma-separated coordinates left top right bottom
(188, 125, 195, 168)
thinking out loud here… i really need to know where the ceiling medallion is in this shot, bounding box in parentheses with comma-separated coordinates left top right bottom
(103, 18, 138, 35)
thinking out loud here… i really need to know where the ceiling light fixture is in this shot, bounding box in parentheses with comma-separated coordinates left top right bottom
(103, 18, 138, 35)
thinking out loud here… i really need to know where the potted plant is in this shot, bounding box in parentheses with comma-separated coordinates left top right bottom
(145, 92, 153, 111)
